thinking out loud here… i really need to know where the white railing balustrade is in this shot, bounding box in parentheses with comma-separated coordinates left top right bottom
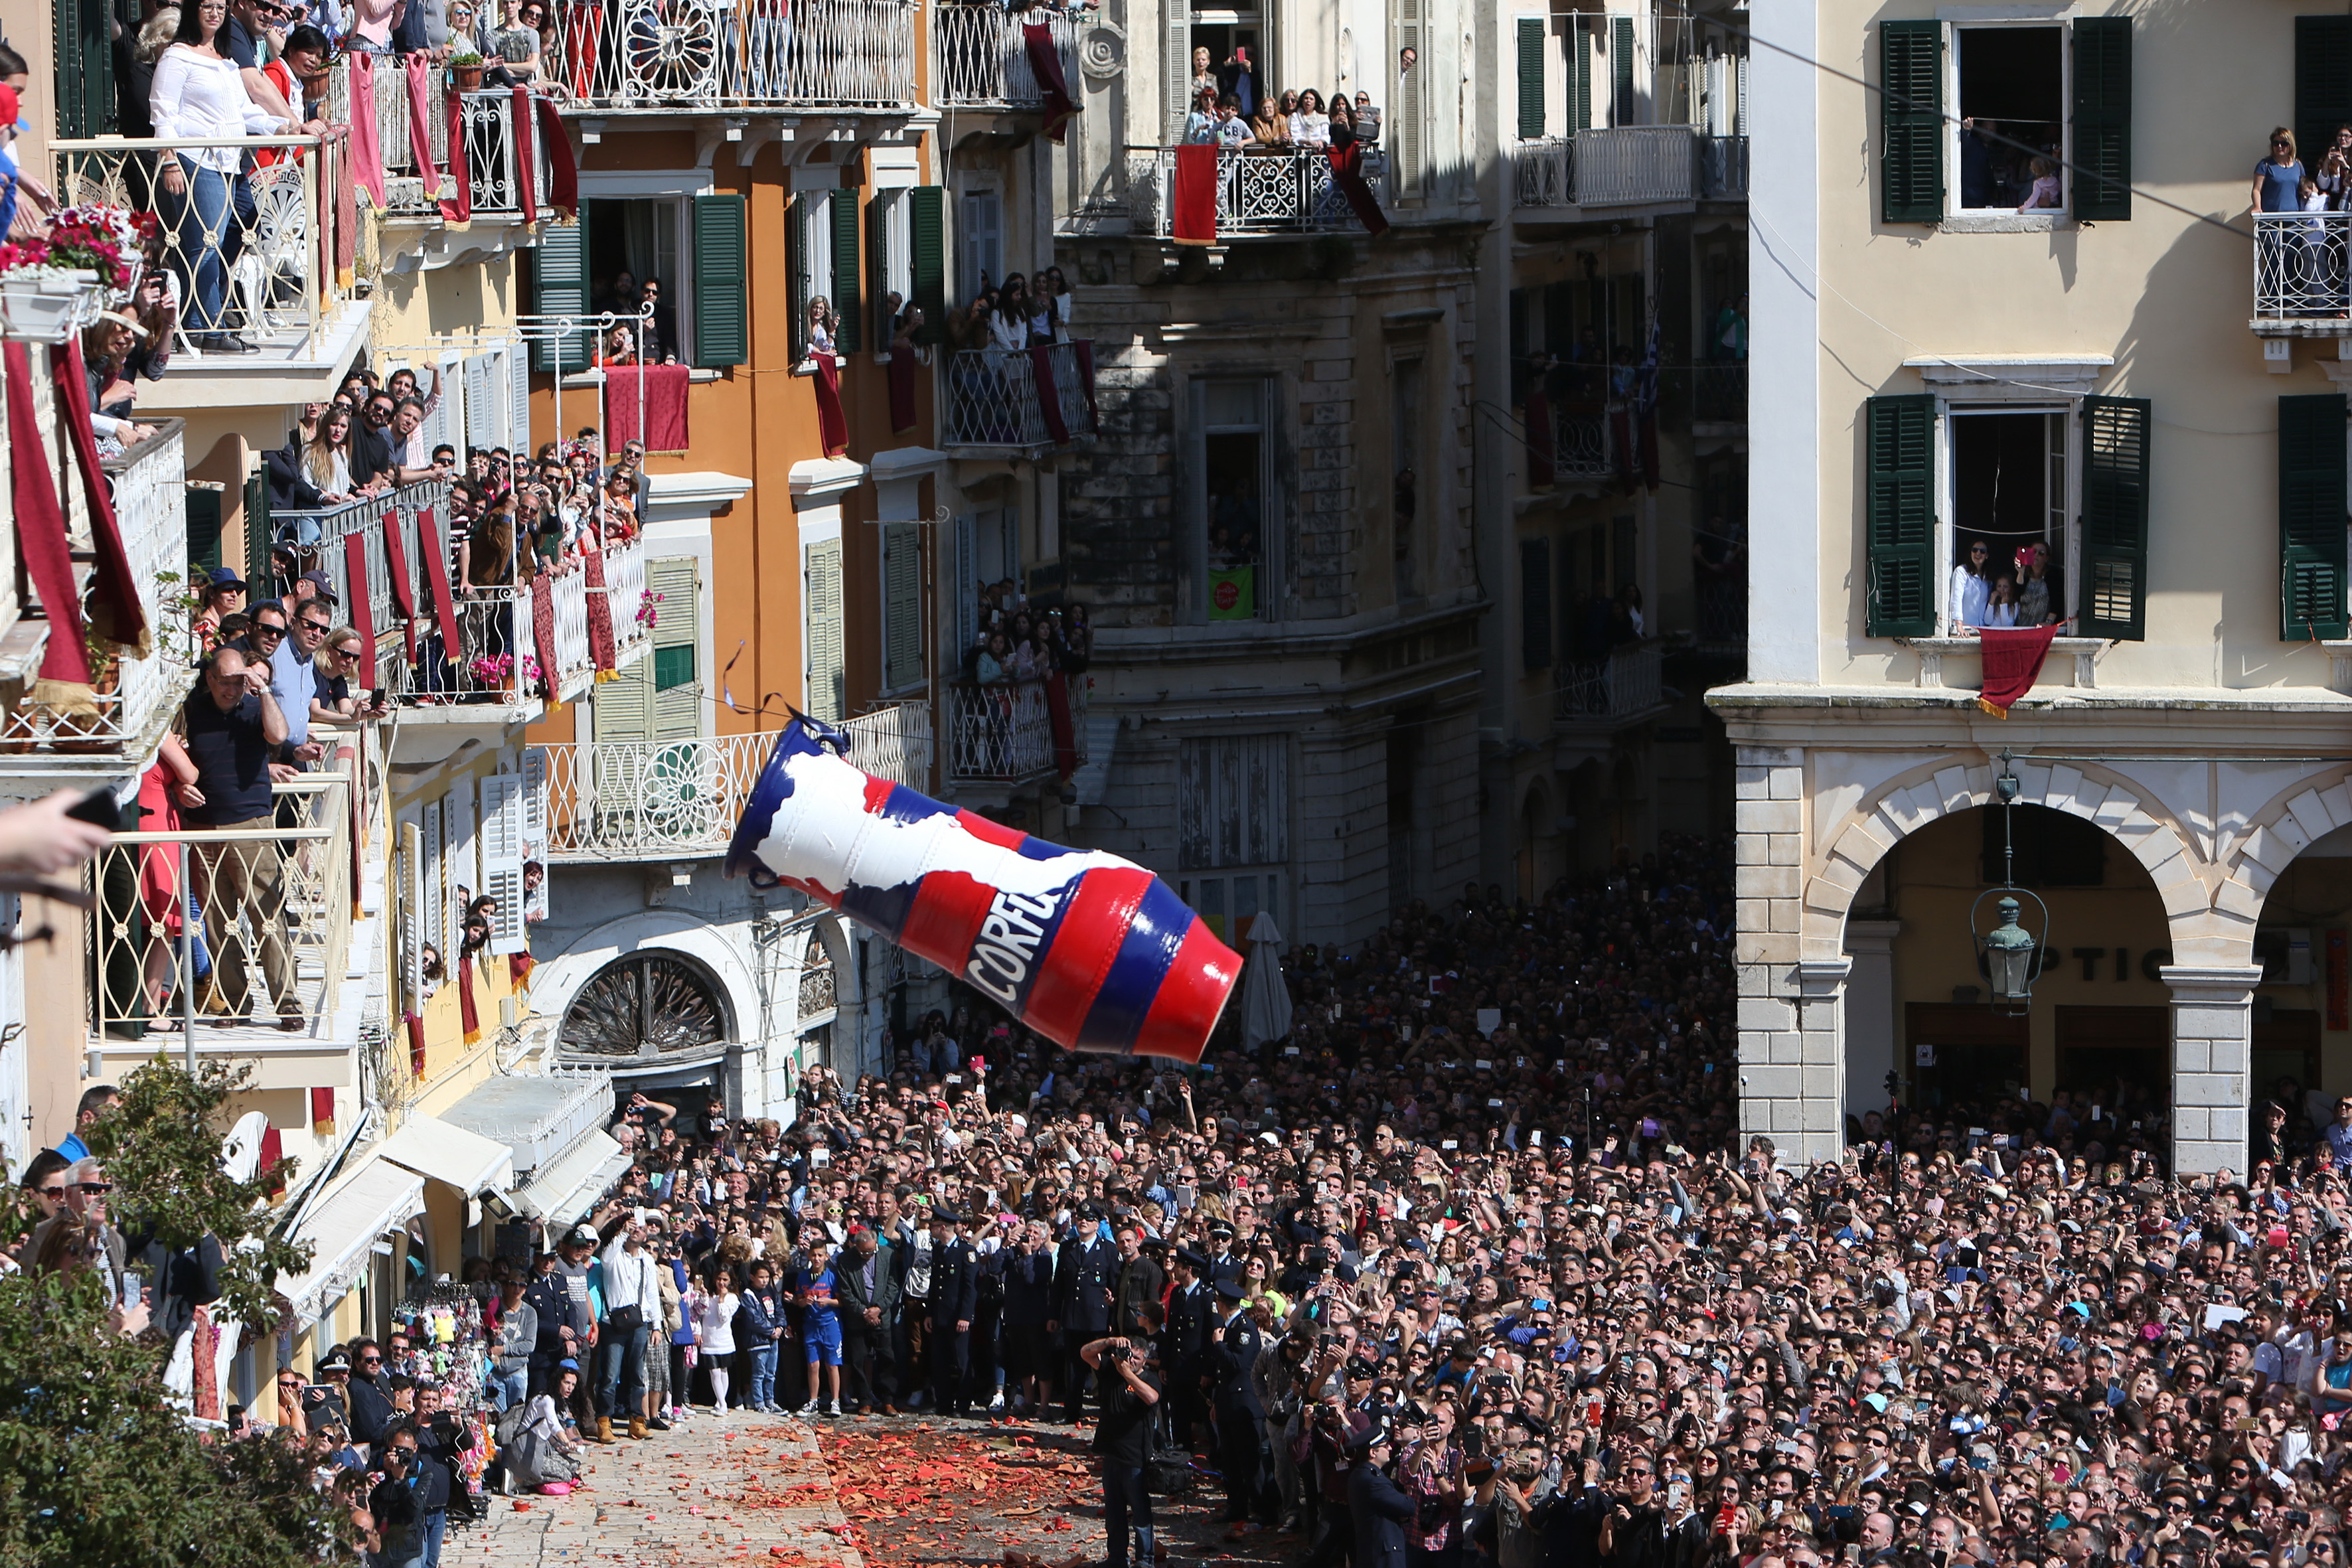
(1551, 402, 1614, 480)
(933, 6, 1074, 110)
(88, 771, 351, 1040)
(948, 677, 1088, 783)
(532, 706, 931, 860)
(1513, 127, 1702, 208)
(52, 135, 350, 353)
(941, 340, 1095, 450)
(1514, 138, 1573, 207)
(548, 0, 916, 111)
(1555, 642, 1663, 722)
(2254, 212, 2352, 324)
(605, 539, 650, 662)
(1, 422, 193, 757)
(1127, 147, 1391, 237)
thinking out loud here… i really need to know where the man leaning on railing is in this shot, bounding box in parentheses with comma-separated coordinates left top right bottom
(181, 645, 306, 1030)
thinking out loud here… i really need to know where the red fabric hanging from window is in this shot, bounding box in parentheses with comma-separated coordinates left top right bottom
(4, 343, 92, 686)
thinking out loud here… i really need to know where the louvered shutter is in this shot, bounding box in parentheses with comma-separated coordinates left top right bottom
(420, 794, 446, 951)
(1879, 21, 1943, 224)
(1571, 21, 1592, 133)
(883, 523, 921, 690)
(1393, 0, 1425, 197)
(650, 556, 700, 738)
(692, 194, 748, 368)
(910, 187, 947, 347)
(398, 817, 425, 1014)
(532, 218, 588, 372)
(419, 364, 453, 453)
(507, 345, 531, 455)
(2079, 395, 2152, 642)
(1863, 394, 1936, 638)
(54, 0, 115, 138)
(953, 514, 976, 657)
(806, 539, 846, 722)
(2300, 17, 2352, 184)
(788, 195, 813, 366)
(1520, 537, 1552, 670)
(2072, 17, 2131, 222)
(1166, 0, 1190, 140)
(478, 773, 528, 956)
(867, 192, 893, 353)
(593, 656, 653, 741)
(1610, 15, 1634, 127)
(463, 354, 497, 451)
(830, 187, 864, 354)
(245, 468, 273, 591)
(2280, 393, 2348, 641)
(520, 746, 549, 915)
(1516, 19, 1546, 142)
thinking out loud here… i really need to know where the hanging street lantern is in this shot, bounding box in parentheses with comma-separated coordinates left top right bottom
(1970, 751, 2050, 1016)
(1982, 896, 2038, 1004)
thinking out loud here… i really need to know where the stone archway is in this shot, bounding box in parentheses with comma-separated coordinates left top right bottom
(1738, 751, 2260, 1172)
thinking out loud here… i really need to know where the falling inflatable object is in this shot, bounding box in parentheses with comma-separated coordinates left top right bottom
(725, 718, 1240, 1062)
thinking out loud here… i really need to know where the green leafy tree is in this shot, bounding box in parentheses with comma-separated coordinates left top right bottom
(0, 1058, 360, 1565)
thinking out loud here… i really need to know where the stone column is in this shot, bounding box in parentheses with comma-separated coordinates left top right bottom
(1735, 750, 1838, 1163)
(1843, 920, 1901, 1121)
(2162, 965, 2264, 1175)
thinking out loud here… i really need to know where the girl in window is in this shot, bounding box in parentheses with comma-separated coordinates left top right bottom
(1984, 573, 2019, 629)
(1183, 84, 1220, 145)
(2017, 156, 2061, 212)
(807, 295, 839, 362)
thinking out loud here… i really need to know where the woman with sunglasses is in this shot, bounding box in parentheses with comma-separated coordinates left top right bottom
(312, 623, 388, 723)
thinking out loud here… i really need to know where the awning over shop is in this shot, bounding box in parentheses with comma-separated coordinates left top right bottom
(377, 1113, 514, 1199)
(512, 1130, 630, 1229)
(277, 1156, 428, 1327)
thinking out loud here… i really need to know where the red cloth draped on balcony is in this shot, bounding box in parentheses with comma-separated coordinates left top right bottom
(402, 55, 452, 224)
(1071, 339, 1099, 431)
(1523, 386, 1555, 488)
(4, 343, 91, 688)
(349, 52, 388, 208)
(309, 1086, 335, 1131)
(513, 86, 538, 226)
(343, 532, 376, 655)
(458, 953, 481, 1044)
(604, 364, 690, 451)
(1030, 346, 1070, 445)
(1046, 670, 1077, 781)
(381, 501, 418, 660)
(535, 96, 578, 218)
(888, 343, 918, 434)
(531, 576, 561, 703)
(54, 341, 151, 658)
(1327, 143, 1391, 238)
(442, 84, 473, 224)
(1022, 21, 1079, 145)
(407, 1010, 427, 1075)
(583, 548, 619, 675)
(813, 354, 850, 459)
(509, 951, 535, 990)
(1610, 404, 1658, 492)
(1977, 624, 2063, 717)
(1172, 144, 1219, 246)
(417, 505, 462, 654)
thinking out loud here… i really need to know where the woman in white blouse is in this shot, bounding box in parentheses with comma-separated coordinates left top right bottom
(1292, 87, 1332, 147)
(696, 1267, 740, 1415)
(150, 0, 299, 351)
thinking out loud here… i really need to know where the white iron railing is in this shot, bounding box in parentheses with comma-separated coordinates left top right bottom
(1513, 137, 1573, 207)
(1513, 127, 1699, 208)
(941, 340, 1095, 451)
(88, 770, 351, 1041)
(1127, 146, 1391, 236)
(1555, 642, 1663, 722)
(1550, 401, 1613, 480)
(2254, 212, 2352, 325)
(947, 676, 1088, 783)
(1, 421, 192, 758)
(329, 62, 548, 220)
(531, 704, 932, 861)
(1699, 135, 1749, 200)
(548, 0, 917, 110)
(51, 135, 350, 354)
(933, 6, 1075, 110)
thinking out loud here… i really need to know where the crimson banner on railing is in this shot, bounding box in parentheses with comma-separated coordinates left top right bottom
(1023, 21, 1079, 145)
(344, 532, 376, 657)
(536, 94, 578, 218)
(441, 84, 472, 224)
(531, 580, 560, 702)
(1071, 339, 1099, 432)
(1172, 144, 1219, 246)
(381, 504, 418, 661)
(512, 86, 537, 226)
(417, 506, 462, 654)
(1327, 143, 1389, 238)
(53, 341, 150, 657)
(3, 343, 90, 687)
(582, 549, 617, 674)
(813, 353, 849, 458)
(350, 52, 387, 208)
(1029, 346, 1069, 445)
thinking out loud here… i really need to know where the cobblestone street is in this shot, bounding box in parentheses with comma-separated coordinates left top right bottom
(443, 1413, 866, 1568)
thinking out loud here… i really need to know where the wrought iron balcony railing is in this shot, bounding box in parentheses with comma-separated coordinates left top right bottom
(1554, 642, 1664, 723)
(941, 340, 1096, 452)
(548, 0, 917, 112)
(1513, 127, 1703, 210)
(2254, 212, 2352, 330)
(1126, 146, 1391, 237)
(933, 5, 1075, 111)
(947, 676, 1088, 783)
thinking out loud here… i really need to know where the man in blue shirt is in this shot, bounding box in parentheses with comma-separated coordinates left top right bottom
(272, 596, 333, 765)
(2324, 1095, 2352, 1168)
(183, 646, 300, 1028)
(51, 1083, 119, 1164)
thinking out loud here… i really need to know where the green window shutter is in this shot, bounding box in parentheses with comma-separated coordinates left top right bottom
(830, 187, 863, 355)
(2280, 393, 2349, 641)
(2071, 17, 2131, 222)
(531, 218, 588, 372)
(649, 556, 699, 737)
(54, 0, 114, 139)
(805, 538, 845, 723)
(186, 487, 222, 573)
(244, 468, 272, 593)
(1571, 23, 1591, 133)
(2298, 17, 2352, 183)
(787, 196, 812, 365)
(1520, 538, 1552, 671)
(866, 193, 892, 354)
(592, 661, 653, 741)
(910, 187, 947, 347)
(1879, 20, 1943, 224)
(884, 522, 921, 691)
(2079, 395, 2153, 643)
(1610, 15, 1634, 127)
(1863, 394, 1936, 638)
(691, 195, 747, 369)
(1516, 19, 1546, 142)
(653, 645, 696, 690)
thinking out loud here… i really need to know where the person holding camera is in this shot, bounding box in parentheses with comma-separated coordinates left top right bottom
(1082, 1309, 1165, 1568)
(408, 1383, 475, 1567)
(367, 1422, 428, 1568)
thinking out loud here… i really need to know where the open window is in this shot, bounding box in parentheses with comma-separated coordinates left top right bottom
(1191, 380, 1274, 623)
(1945, 408, 2069, 633)
(547, 193, 747, 370)
(1953, 26, 2062, 212)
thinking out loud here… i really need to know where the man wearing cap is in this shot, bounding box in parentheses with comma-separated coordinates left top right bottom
(928, 1208, 980, 1418)
(1081, 1314, 1164, 1568)
(1161, 1249, 1217, 1453)
(1349, 1422, 1416, 1568)
(1215, 1276, 1273, 1525)
(1053, 1204, 1119, 1424)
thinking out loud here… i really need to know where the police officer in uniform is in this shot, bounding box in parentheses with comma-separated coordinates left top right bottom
(1159, 1249, 1217, 1452)
(1348, 1422, 1415, 1568)
(1052, 1203, 1119, 1424)
(927, 1208, 980, 1417)
(1214, 1278, 1271, 1524)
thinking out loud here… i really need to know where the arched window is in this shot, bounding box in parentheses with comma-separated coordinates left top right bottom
(559, 951, 730, 1059)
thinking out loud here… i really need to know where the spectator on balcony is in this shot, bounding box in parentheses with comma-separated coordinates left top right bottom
(1190, 46, 1216, 106)
(2017, 542, 2057, 628)
(1040, 267, 1075, 345)
(492, 0, 546, 86)
(638, 277, 679, 364)
(986, 277, 1029, 362)
(1950, 538, 1992, 631)
(1292, 87, 1329, 147)
(2256, 127, 2308, 218)
(220, 0, 303, 129)
(270, 402, 359, 518)
(444, 0, 491, 57)
(151, 0, 304, 353)
(1353, 90, 1379, 145)
(117, 12, 178, 143)
(81, 313, 161, 450)
(977, 631, 1011, 685)
(386, 362, 443, 421)
(1248, 98, 1289, 149)
(1058, 603, 1091, 674)
(125, 268, 179, 382)
(1213, 94, 1257, 150)
(1182, 84, 1219, 145)
(315, 626, 388, 724)
(390, 397, 453, 483)
(345, 0, 404, 53)
(258, 18, 333, 153)
(602, 473, 641, 542)
(1327, 95, 1358, 152)
(182, 645, 303, 1030)
(1216, 46, 1255, 116)
(272, 596, 335, 766)
(193, 567, 248, 653)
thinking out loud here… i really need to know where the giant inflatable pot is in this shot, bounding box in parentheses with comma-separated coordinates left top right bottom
(725, 719, 1239, 1062)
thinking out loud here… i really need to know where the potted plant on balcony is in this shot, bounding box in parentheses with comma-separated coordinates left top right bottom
(44, 623, 122, 754)
(449, 50, 486, 91)
(0, 240, 94, 343)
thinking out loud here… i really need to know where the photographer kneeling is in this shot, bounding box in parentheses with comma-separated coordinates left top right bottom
(1081, 1304, 1165, 1568)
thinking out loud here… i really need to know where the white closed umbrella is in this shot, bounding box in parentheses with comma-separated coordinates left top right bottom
(1240, 911, 1294, 1051)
